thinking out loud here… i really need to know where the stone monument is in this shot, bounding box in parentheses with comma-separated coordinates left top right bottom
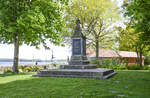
(69, 19, 89, 65)
(33, 19, 116, 79)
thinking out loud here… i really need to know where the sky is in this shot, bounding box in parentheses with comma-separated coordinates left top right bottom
(0, 44, 71, 60)
(0, 0, 123, 60)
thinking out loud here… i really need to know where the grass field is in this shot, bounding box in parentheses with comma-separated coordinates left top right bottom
(0, 70, 150, 98)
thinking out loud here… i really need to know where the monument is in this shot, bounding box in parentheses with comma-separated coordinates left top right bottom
(33, 19, 116, 79)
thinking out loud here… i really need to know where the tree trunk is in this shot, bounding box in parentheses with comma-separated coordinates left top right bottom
(12, 34, 19, 73)
(135, 46, 139, 65)
(96, 38, 99, 59)
(139, 46, 143, 66)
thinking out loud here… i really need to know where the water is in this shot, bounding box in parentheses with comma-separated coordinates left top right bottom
(0, 61, 68, 66)
(0, 61, 52, 66)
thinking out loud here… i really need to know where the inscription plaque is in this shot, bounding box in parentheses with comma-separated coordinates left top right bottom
(73, 39, 81, 55)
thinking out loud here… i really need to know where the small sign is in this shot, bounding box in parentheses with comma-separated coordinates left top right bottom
(73, 39, 81, 55)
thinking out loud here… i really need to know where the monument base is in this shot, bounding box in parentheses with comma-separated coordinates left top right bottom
(69, 55, 89, 65)
(60, 64, 97, 69)
(33, 65, 116, 79)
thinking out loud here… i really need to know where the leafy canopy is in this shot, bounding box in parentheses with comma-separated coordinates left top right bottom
(0, 0, 68, 48)
(123, 0, 150, 43)
(65, 0, 120, 49)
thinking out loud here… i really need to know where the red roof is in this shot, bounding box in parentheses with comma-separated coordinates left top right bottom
(87, 49, 144, 58)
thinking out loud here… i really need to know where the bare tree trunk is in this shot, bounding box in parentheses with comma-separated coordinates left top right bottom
(12, 34, 19, 73)
(139, 46, 142, 66)
(96, 38, 99, 59)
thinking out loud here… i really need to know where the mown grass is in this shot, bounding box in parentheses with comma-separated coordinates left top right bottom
(0, 70, 150, 98)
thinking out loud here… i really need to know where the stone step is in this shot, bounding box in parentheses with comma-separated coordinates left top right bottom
(69, 60, 89, 65)
(33, 68, 116, 79)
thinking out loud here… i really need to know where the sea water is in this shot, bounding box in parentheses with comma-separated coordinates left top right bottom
(0, 61, 51, 66)
(0, 61, 67, 66)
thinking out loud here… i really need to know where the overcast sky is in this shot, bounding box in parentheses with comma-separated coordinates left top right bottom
(0, 44, 71, 60)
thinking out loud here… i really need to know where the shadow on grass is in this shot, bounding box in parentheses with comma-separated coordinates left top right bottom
(0, 71, 150, 98)
(0, 72, 34, 77)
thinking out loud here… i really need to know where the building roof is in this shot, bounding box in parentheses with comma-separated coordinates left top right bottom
(87, 49, 144, 58)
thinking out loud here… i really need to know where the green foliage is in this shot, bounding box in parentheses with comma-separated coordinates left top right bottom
(24, 67, 32, 72)
(102, 58, 118, 66)
(90, 58, 119, 66)
(116, 26, 139, 51)
(99, 64, 150, 70)
(115, 21, 149, 66)
(4, 69, 13, 73)
(124, 0, 150, 35)
(120, 0, 150, 66)
(99, 64, 127, 70)
(144, 54, 150, 65)
(142, 66, 149, 70)
(90, 59, 100, 65)
(116, 65, 127, 70)
(18, 68, 23, 72)
(0, 0, 68, 72)
(123, 0, 150, 50)
(20, 65, 43, 72)
(65, 0, 120, 50)
(90, 58, 150, 70)
(0, 0, 68, 48)
(2, 66, 13, 73)
(126, 65, 142, 70)
(31, 66, 42, 72)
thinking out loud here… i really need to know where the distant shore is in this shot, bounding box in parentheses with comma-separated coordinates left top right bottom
(0, 61, 67, 72)
(0, 59, 67, 66)
(0, 62, 50, 66)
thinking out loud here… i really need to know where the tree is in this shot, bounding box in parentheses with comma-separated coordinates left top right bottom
(123, 0, 150, 39)
(116, 22, 149, 66)
(65, 0, 120, 59)
(122, 0, 150, 66)
(0, 0, 68, 73)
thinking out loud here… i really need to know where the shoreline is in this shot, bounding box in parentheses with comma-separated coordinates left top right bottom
(0, 64, 50, 73)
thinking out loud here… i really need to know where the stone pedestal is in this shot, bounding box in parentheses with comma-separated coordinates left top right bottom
(60, 64, 97, 69)
(33, 19, 116, 79)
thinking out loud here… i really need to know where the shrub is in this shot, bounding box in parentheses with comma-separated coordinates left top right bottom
(24, 67, 32, 72)
(127, 65, 142, 70)
(105, 59, 113, 65)
(18, 69, 23, 72)
(117, 65, 127, 70)
(32, 66, 41, 72)
(98, 64, 150, 70)
(90, 60, 100, 65)
(142, 66, 149, 70)
(144, 54, 150, 65)
(4, 69, 13, 73)
(98, 65, 107, 68)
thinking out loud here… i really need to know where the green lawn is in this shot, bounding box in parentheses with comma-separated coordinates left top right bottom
(0, 70, 150, 98)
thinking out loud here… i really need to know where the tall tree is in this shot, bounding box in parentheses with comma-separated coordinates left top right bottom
(65, 0, 120, 59)
(122, 0, 150, 66)
(123, 0, 150, 39)
(0, 0, 68, 72)
(116, 22, 149, 66)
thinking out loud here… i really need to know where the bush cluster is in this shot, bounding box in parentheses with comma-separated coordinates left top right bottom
(1, 65, 49, 74)
(90, 60, 150, 70)
(99, 64, 150, 70)
(4, 69, 13, 73)
(19, 65, 44, 72)
(98, 65, 150, 70)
